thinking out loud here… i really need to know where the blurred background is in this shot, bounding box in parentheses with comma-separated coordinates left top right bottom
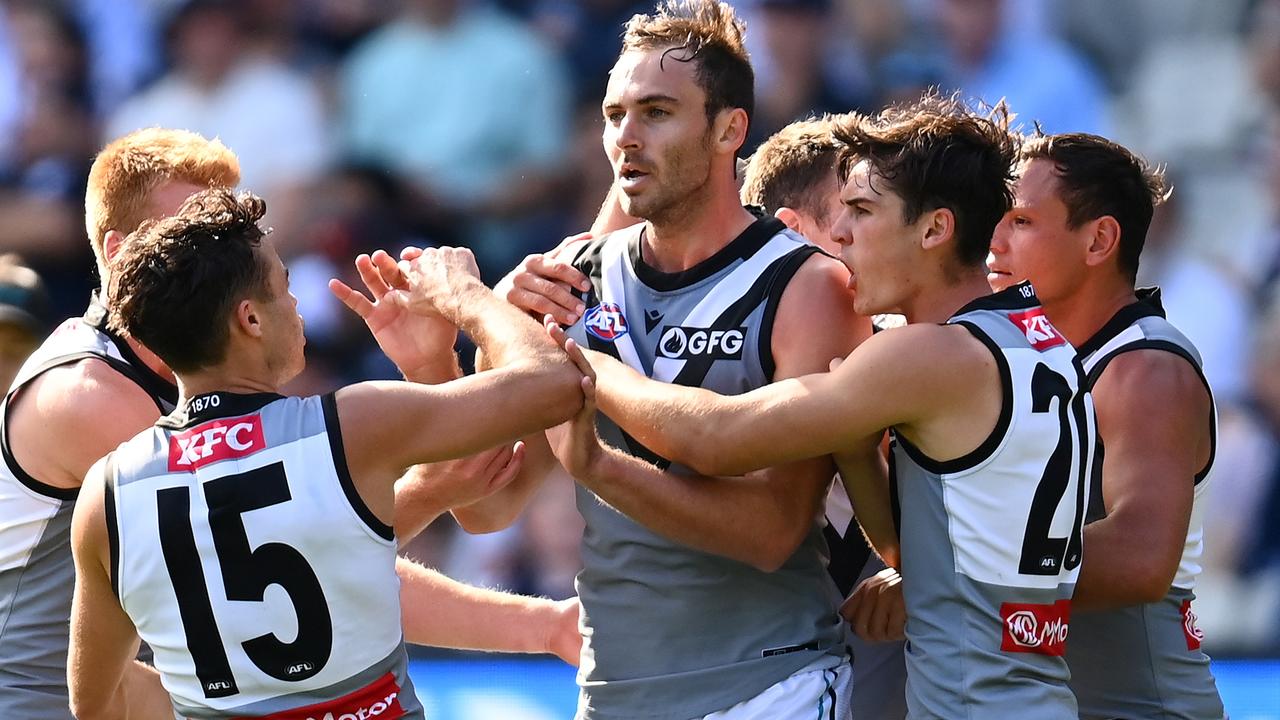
(1, 0, 1278, 716)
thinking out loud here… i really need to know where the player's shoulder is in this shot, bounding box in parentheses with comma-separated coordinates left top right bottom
(776, 251, 853, 312)
(23, 358, 161, 434)
(863, 322, 997, 377)
(1093, 347, 1208, 412)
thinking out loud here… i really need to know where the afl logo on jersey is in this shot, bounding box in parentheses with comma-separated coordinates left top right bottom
(1008, 308, 1067, 352)
(584, 302, 629, 342)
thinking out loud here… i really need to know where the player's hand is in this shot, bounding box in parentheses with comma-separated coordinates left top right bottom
(544, 318, 602, 478)
(544, 597, 583, 667)
(494, 233, 592, 326)
(396, 444, 526, 536)
(329, 251, 458, 376)
(841, 567, 907, 643)
(398, 246, 484, 321)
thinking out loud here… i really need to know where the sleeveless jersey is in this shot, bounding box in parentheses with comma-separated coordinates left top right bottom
(1065, 287, 1225, 720)
(0, 301, 177, 720)
(564, 217, 846, 720)
(892, 284, 1095, 720)
(105, 391, 422, 719)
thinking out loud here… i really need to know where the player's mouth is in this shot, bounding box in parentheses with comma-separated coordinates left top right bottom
(618, 163, 651, 191)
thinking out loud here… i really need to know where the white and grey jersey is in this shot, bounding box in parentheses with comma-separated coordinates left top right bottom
(105, 391, 422, 719)
(0, 301, 177, 720)
(892, 284, 1096, 720)
(1065, 287, 1225, 720)
(564, 218, 846, 720)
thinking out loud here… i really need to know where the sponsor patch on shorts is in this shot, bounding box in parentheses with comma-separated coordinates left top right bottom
(1180, 598, 1204, 651)
(1000, 599, 1071, 656)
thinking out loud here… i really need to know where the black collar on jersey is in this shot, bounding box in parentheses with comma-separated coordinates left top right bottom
(84, 295, 180, 408)
(628, 214, 787, 292)
(949, 280, 1041, 318)
(158, 391, 284, 430)
(1072, 286, 1165, 360)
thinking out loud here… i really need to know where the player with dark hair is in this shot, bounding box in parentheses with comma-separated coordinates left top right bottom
(550, 95, 1096, 719)
(987, 132, 1225, 720)
(66, 188, 584, 719)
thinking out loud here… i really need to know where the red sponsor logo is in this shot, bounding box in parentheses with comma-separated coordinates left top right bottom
(168, 415, 266, 471)
(1008, 308, 1067, 352)
(237, 673, 405, 720)
(1181, 598, 1204, 650)
(1000, 600, 1072, 656)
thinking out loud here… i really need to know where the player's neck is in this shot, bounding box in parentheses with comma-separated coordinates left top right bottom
(900, 269, 993, 325)
(175, 364, 279, 403)
(121, 334, 176, 385)
(641, 188, 756, 273)
(1040, 278, 1137, 348)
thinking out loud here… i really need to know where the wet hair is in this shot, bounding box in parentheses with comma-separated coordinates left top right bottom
(741, 114, 849, 226)
(109, 188, 269, 372)
(833, 93, 1018, 268)
(622, 0, 754, 130)
(1021, 132, 1169, 281)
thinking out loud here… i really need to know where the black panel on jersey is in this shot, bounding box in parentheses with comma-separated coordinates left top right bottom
(103, 453, 121, 598)
(758, 246, 822, 382)
(321, 393, 395, 542)
(894, 321, 1014, 475)
(157, 391, 284, 430)
(84, 299, 179, 411)
(628, 217, 788, 291)
(824, 515, 873, 597)
(951, 281, 1041, 315)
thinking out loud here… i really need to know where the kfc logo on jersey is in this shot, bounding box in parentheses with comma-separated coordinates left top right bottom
(168, 416, 266, 471)
(1000, 600, 1071, 656)
(251, 672, 405, 720)
(584, 302, 629, 342)
(1008, 308, 1068, 352)
(1181, 599, 1204, 650)
(657, 326, 746, 360)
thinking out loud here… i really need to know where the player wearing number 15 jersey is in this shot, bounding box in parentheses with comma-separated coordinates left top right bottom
(67, 189, 584, 719)
(553, 96, 1096, 719)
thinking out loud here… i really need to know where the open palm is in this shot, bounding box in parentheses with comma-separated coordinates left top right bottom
(329, 250, 457, 375)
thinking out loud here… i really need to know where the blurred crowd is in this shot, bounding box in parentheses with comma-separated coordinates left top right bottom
(1, 0, 1279, 653)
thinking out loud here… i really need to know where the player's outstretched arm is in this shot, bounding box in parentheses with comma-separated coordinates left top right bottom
(68, 459, 170, 720)
(1072, 351, 1205, 610)
(396, 557, 581, 665)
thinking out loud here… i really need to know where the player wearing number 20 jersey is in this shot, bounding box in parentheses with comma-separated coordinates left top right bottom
(893, 284, 1094, 719)
(104, 390, 422, 720)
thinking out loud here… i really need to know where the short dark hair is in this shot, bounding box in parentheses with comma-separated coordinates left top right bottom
(741, 114, 846, 225)
(833, 94, 1018, 268)
(108, 188, 270, 372)
(622, 0, 755, 132)
(1021, 132, 1168, 281)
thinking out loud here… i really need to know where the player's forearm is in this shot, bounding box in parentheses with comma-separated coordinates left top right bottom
(401, 351, 462, 385)
(589, 183, 640, 236)
(393, 466, 445, 545)
(580, 448, 821, 572)
(121, 661, 172, 720)
(1073, 513, 1182, 610)
(447, 281, 564, 371)
(396, 558, 565, 654)
(836, 443, 900, 569)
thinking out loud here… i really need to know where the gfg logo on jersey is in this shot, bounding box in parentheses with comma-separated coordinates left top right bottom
(584, 302, 629, 342)
(657, 326, 746, 360)
(1000, 600, 1071, 656)
(260, 672, 404, 720)
(1008, 308, 1067, 352)
(168, 416, 266, 471)
(1181, 599, 1204, 650)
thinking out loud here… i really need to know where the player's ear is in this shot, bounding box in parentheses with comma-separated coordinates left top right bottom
(920, 207, 956, 252)
(235, 299, 263, 339)
(103, 230, 127, 266)
(1084, 216, 1121, 268)
(713, 107, 749, 158)
(774, 206, 803, 233)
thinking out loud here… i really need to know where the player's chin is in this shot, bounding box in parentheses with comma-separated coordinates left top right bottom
(987, 271, 1015, 292)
